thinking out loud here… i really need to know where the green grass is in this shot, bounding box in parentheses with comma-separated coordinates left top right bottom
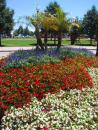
(1, 38, 96, 47)
(1, 38, 36, 47)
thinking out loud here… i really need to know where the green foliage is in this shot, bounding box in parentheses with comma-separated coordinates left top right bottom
(13, 26, 33, 37)
(0, 0, 14, 35)
(4, 48, 94, 69)
(82, 6, 97, 39)
(5, 55, 60, 68)
(38, 55, 60, 64)
(0, 0, 6, 30)
(17, 25, 24, 35)
(45, 1, 61, 15)
(55, 7, 69, 32)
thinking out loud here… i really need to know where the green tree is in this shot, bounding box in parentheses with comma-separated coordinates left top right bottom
(29, 31, 34, 36)
(13, 29, 18, 36)
(23, 26, 30, 36)
(70, 21, 80, 45)
(44, 1, 62, 47)
(0, 0, 14, 46)
(45, 1, 60, 15)
(0, 0, 6, 46)
(3, 8, 14, 37)
(55, 8, 69, 50)
(82, 6, 97, 44)
(27, 13, 44, 50)
(41, 13, 59, 50)
(17, 25, 24, 35)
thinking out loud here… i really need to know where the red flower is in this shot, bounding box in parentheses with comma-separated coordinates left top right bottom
(43, 73, 47, 78)
(7, 98, 13, 103)
(43, 128, 48, 130)
(35, 80, 40, 86)
(34, 93, 39, 97)
(0, 102, 2, 105)
(4, 81, 11, 86)
(1, 105, 8, 109)
(0, 78, 2, 84)
(0, 71, 3, 76)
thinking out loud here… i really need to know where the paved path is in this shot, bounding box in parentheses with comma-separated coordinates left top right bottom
(0, 46, 97, 58)
(0, 47, 34, 58)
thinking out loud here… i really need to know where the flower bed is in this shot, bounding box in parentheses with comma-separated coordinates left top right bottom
(0, 48, 98, 130)
(1, 68, 98, 130)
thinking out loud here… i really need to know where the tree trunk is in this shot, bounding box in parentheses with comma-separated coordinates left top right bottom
(54, 35, 56, 45)
(90, 38, 92, 45)
(44, 31, 48, 51)
(35, 27, 44, 51)
(51, 33, 52, 41)
(0, 33, 1, 46)
(96, 40, 98, 56)
(57, 32, 62, 51)
(70, 34, 75, 45)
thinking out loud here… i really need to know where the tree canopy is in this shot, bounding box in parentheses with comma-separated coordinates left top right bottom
(0, 0, 14, 45)
(82, 6, 97, 44)
(0, 0, 14, 35)
(45, 1, 61, 15)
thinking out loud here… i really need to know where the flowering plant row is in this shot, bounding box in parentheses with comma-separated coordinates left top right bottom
(0, 56, 95, 111)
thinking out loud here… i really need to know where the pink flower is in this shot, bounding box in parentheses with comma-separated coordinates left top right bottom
(42, 109, 47, 113)
(51, 128, 55, 130)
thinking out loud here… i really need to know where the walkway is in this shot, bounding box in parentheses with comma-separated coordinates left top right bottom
(0, 46, 97, 58)
(0, 47, 33, 58)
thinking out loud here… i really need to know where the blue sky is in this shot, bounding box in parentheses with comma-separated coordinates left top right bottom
(7, 0, 98, 30)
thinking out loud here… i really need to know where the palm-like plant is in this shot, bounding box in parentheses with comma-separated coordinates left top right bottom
(41, 13, 59, 49)
(55, 8, 69, 50)
(27, 13, 45, 50)
(27, 8, 69, 51)
(69, 21, 80, 45)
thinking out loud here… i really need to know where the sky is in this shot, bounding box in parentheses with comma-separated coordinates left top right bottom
(7, 0, 98, 31)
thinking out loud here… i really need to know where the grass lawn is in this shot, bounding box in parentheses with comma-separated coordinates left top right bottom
(1, 38, 36, 47)
(1, 38, 96, 47)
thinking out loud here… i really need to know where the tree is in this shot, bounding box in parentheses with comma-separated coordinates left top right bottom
(0, 0, 14, 46)
(44, 1, 62, 46)
(45, 1, 60, 15)
(27, 13, 44, 50)
(27, 1, 68, 51)
(70, 21, 80, 45)
(3, 8, 14, 37)
(13, 29, 18, 36)
(95, 13, 98, 56)
(18, 25, 24, 35)
(55, 8, 69, 50)
(0, 0, 6, 46)
(23, 27, 30, 36)
(14, 26, 34, 37)
(82, 6, 97, 44)
(41, 13, 59, 50)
